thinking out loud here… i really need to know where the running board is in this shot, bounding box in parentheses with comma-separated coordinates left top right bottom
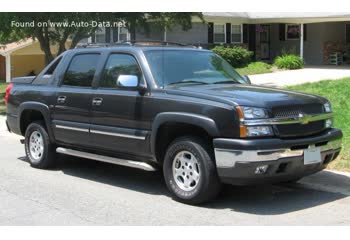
(56, 147, 157, 171)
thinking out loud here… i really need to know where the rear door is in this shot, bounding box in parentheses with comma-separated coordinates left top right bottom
(89, 53, 150, 156)
(52, 53, 100, 147)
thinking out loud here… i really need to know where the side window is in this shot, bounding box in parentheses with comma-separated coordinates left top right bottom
(45, 57, 62, 76)
(62, 54, 100, 87)
(100, 54, 142, 88)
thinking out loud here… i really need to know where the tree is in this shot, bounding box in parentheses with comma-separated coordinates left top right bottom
(0, 12, 202, 65)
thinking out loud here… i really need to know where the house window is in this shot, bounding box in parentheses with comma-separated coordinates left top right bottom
(95, 28, 106, 43)
(118, 27, 130, 41)
(285, 24, 300, 40)
(214, 24, 226, 43)
(231, 24, 242, 43)
(79, 38, 89, 44)
(346, 24, 350, 43)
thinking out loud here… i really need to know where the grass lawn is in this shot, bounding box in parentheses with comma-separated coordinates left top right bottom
(286, 78, 350, 172)
(0, 82, 8, 115)
(236, 62, 273, 76)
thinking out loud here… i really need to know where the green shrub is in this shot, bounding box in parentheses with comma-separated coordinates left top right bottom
(236, 62, 272, 75)
(247, 61, 272, 70)
(212, 46, 253, 68)
(274, 54, 304, 70)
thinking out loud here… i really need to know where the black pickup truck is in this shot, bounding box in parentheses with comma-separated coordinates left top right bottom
(5, 43, 342, 204)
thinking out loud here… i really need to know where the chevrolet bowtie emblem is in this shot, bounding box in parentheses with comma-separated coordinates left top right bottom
(298, 113, 311, 125)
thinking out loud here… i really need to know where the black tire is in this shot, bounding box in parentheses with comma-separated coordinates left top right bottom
(24, 121, 57, 169)
(163, 136, 222, 205)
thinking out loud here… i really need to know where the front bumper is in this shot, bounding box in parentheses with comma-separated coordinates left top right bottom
(214, 128, 342, 185)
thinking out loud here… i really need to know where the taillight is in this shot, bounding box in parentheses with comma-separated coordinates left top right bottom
(5, 83, 13, 104)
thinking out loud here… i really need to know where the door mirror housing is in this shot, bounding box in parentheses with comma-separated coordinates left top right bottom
(242, 75, 251, 84)
(116, 75, 139, 88)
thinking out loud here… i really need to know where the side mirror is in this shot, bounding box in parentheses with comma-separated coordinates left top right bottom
(116, 75, 139, 88)
(242, 75, 251, 84)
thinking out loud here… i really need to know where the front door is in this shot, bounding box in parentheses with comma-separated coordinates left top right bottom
(90, 53, 150, 156)
(53, 53, 100, 147)
(0, 56, 6, 81)
(259, 24, 271, 60)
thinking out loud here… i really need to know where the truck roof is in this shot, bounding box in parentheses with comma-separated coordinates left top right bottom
(70, 41, 211, 54)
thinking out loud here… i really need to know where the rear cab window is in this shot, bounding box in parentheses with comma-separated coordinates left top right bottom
(45, 57, 62, 76)
(62, 53, 100, 87)
(32, 56, 63, 85)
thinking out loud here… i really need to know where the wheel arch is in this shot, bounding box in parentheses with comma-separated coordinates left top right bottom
(150, 112, 220, 163)
(18, 102, 55, 142)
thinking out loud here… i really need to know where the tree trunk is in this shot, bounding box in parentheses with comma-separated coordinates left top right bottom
(70, 32, 88, 49)
(34, 27, 54, 65)
(128, 20, 136, 41)
(69, 28, 93, 50)
(43, 50, 54, 65)
(57, 29, 70, 56)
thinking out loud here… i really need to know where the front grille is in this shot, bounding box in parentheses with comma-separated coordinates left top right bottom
(272, 104, 325, 138)
(272, 104, 324, 118)
(276, 120, 325, 138)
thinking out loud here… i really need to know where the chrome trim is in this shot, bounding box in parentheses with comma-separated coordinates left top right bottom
(90, 129, 146, 140)
(214, 138, 342, 168)
(242, 112, 333, 126)
(55, 125, 89, 133)
(56, 147, 157, 171)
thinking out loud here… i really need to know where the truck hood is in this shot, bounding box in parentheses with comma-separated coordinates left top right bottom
(166, 84, 327, 108)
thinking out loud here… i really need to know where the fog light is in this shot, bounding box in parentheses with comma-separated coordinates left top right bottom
(325, 119, 333, 128)
(255, 165, 269, 174)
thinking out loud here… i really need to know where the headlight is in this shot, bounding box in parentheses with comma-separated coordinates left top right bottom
(241, 107, 269, 119)
(246, 126, 274, 137)
(237, 106, 273, 137)
(324, 102, 332, 113)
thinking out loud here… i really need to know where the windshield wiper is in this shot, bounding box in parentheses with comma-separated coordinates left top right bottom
(213, 80, 239, 84)
(167, 80, 209, 86)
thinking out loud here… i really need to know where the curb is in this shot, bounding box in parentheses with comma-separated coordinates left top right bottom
(299, 170, 350, 196)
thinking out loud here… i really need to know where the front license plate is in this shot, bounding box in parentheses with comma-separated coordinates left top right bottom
(304, 147, 321, 165)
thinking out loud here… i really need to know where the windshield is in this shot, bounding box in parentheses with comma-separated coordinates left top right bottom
(144, 50, 246, 87)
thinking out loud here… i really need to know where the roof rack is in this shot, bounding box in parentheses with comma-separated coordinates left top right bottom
(76, 40, 200, 49)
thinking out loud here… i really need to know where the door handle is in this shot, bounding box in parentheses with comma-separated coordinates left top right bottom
(92, 97, 103, 106)
(57, 96, 66, 104)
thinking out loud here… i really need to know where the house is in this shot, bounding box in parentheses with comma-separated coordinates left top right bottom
(1, 12, 350, 82)
(0, 39, 68, 82)
(85, 12, 350, 65)
(0, 39, 49, 82)
(201, 12, 350, 65)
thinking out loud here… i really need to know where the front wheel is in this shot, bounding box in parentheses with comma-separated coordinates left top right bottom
(24, 121, 57, 169)
(163, 136, 221, 205)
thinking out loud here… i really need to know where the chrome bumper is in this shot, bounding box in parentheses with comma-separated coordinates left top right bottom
(214, 138, 342, 168)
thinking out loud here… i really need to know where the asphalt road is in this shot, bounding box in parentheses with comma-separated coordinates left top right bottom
(1, 117, 350, 225)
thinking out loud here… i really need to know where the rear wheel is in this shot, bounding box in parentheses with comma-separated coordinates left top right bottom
(24, 121, 57, 169)
(163, 136, 221, 205)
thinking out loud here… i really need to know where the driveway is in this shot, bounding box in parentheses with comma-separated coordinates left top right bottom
(1, 116, 350, 225)
(249, 65, 350, 87)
